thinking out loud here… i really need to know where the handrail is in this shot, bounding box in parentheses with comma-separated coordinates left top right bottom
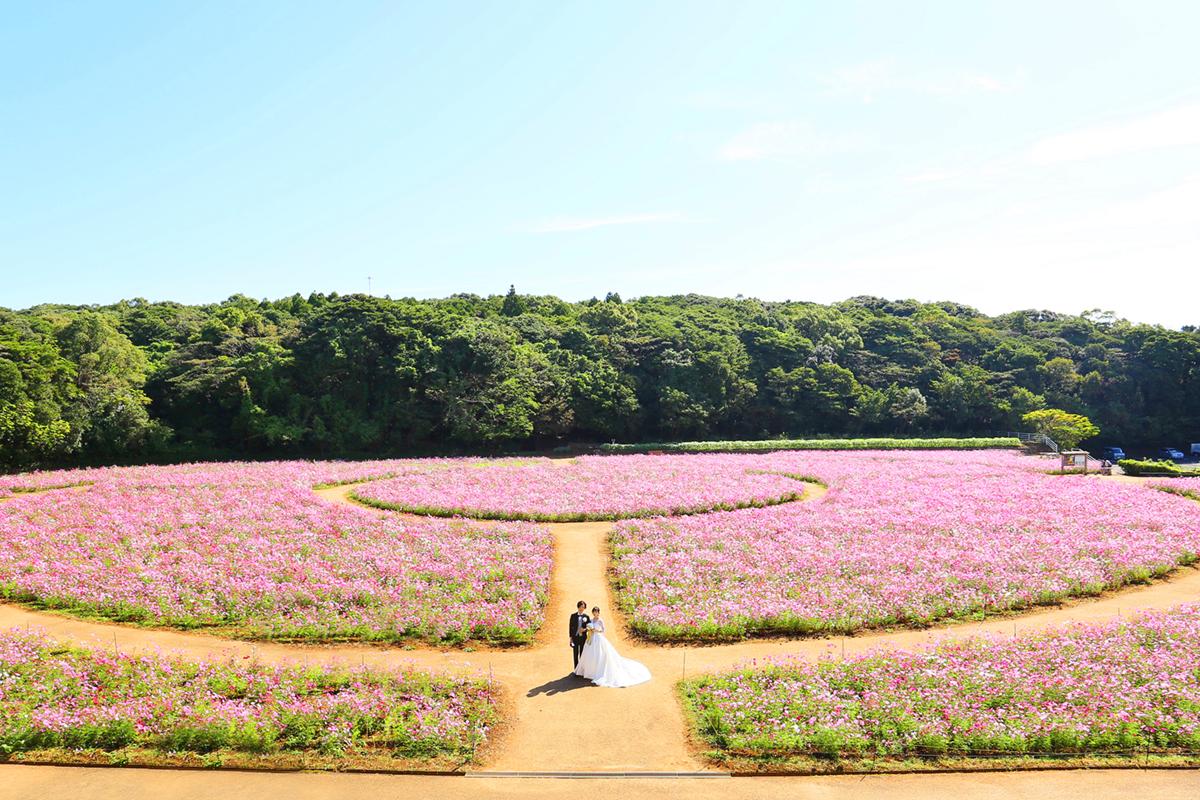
(1003, 431, 1060, 454)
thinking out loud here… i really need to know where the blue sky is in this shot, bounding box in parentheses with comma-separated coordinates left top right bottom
(3, 1, 1198, 327)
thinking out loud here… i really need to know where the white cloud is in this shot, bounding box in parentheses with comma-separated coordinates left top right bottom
(683, 89, 778, 112)
(823, 59, 1018, 103)
(1029, 103, 1200, 164)
(522, 211, 684, 234)
(903, 167, 969, 184)
(904, 103, 1200, 185)
(901, 159, 1020, 185)
(718, 122, 864, 161)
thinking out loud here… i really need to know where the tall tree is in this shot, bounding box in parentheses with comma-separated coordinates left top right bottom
(2, 291, 1197, 467)
(0, 314, 76, 467)
(56, 312, 165, 456)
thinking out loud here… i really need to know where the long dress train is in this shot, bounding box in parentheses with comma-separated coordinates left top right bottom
(573, 618, 651, 688)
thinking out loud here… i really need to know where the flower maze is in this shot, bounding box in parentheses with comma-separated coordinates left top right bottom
(0, 449, 1198, 776)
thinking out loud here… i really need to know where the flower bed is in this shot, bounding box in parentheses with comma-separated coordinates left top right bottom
(682, 605, 1200, 766)
(0, 461, 551, 644)
(612, 450, 1200, 639)
(0, 458, 445, 499)
(0, 628, 497, 769)
(1150, 477, 1200, 501)
(350, 454, 806, 521)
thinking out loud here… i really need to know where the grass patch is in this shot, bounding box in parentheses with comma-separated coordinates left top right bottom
(1151, 484, 1200, 502)
(3, 481, 93, 495)
(695, 749, 1200, 775)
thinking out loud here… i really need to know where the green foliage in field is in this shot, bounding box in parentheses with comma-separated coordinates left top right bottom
(1, 293, 1198, 469)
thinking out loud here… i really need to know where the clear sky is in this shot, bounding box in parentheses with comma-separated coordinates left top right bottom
(3, 2, 1198, 327)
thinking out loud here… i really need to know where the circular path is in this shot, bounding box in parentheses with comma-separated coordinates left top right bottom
(0, 476, 1197, 797)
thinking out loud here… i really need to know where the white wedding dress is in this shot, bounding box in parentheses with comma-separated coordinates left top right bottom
(573, 618, 651, 687)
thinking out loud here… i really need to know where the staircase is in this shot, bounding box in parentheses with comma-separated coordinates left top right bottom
(1005, 431, 1060, 454)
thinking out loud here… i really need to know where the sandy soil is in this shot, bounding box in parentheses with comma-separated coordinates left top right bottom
(1, 765, 1197, 800)
(1, 474, 1198, 794)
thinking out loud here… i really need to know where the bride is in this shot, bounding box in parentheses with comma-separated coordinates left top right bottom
(573, 606, 651, 688)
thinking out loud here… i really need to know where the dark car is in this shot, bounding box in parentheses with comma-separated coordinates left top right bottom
(1100, 446, 1126, 462)
(1157, 447, 1186, 462)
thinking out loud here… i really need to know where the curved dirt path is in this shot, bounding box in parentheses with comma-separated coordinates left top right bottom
(2, 476, 1199, 778)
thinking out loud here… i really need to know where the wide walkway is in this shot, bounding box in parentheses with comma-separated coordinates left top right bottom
(2, 765, 1197, 800)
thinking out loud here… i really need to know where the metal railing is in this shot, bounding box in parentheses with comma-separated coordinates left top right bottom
(1003, 431, 1060, 453)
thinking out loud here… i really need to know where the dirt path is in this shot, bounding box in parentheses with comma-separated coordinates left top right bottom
(0, 484, 89, 504)
(0, 482, 705, 772)
(2, 765, 1198, 800)
(1, 476, 1198, 778)
(304, 484, 701, 771)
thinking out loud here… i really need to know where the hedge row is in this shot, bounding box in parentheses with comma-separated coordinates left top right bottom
(1118, 459, 1200, 477)
(598, 437, 1021, 454)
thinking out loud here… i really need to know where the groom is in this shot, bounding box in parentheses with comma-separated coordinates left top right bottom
(569, 600, 590, 669)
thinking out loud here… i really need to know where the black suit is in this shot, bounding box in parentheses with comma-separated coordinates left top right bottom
(569, 611, 591, 668)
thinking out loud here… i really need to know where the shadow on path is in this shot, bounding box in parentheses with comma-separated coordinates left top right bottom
(526, 673, 593, 697)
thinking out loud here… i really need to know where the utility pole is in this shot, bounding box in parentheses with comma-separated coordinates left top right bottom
(367, 276, 373, 294)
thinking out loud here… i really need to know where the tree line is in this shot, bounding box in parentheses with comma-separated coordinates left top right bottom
(2, 289, 1197, 470)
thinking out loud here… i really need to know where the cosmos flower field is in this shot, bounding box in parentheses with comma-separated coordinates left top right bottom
(0, 628, 498, 765)
(682, 605, 1200, 762)
(350, 454, 807, 521)
(3, 447, 1199, 776)
(611, 450, 1200, 639)
(0, 461, 551, 644)
(1, 450, 1198, 647)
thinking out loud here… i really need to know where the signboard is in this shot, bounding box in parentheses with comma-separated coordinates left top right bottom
(1061, 450, 1090, 473)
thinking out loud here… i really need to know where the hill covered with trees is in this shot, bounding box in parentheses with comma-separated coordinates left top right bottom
(2, 290, 1197, 469)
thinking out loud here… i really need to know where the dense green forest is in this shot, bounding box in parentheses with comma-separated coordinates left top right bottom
(2, 290, 1198, 470)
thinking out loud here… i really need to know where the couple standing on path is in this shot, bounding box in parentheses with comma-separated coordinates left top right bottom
(569, 600, 651, 688)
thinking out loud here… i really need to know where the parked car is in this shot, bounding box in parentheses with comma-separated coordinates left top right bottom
(1191, 443, 1200, 461)
(1100, 446, 1126, 462)
(1157, 447, 1186, 462)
